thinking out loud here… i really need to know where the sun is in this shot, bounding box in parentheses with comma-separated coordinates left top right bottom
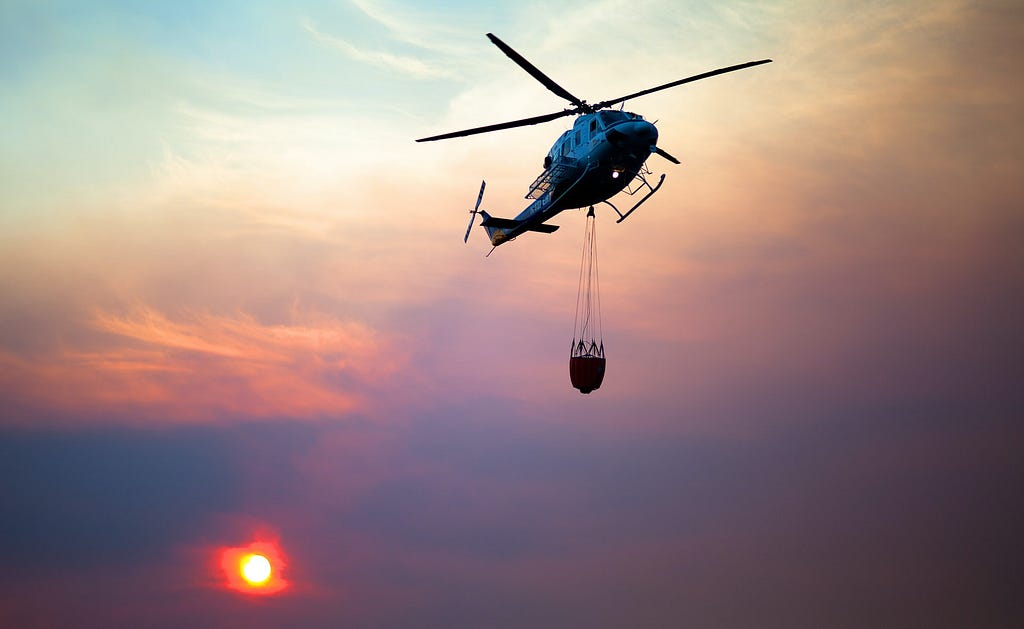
(240, 553, 272, 585)
(219, 541, 287, 594)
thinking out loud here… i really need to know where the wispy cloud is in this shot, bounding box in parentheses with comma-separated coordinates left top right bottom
(347, 0, 468, 53)
(301, 17, 449, 79)
(0, 306, 404, 424)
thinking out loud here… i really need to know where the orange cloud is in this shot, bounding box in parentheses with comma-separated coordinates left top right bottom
(0, 306, 403, 424)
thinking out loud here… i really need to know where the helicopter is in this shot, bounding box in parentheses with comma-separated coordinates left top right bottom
(417, 33, 771, 249)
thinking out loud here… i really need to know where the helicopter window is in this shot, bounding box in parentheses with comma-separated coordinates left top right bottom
(589, 119, 597, 132)
(598, 110, 628, 126)
(574, 131, 581, 146)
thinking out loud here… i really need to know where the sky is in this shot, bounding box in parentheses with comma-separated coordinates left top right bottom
(1, 0, 1022, 626)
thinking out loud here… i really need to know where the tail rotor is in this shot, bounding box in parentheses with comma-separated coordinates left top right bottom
(464, 180, 486, 243)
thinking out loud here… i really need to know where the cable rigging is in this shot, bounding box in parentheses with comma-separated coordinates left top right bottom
(569, 206, 606, 394)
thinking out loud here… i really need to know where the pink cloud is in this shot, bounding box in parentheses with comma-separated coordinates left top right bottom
(0, 306, 404, 425)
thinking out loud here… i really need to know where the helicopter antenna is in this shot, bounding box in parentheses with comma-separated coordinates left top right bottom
(653, 147, 681, 164)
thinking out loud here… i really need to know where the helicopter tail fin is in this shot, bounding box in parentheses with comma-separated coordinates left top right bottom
(478, 212, 518, 246)
(480, 215, 519, 229)
(477, 214, 558, 245)
(479, 211, 502, 245)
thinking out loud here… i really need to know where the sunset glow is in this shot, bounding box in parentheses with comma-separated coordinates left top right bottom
(219, 542, 287, 595)
(241, 554, 272, 585)
(2, 1, 1021, 626)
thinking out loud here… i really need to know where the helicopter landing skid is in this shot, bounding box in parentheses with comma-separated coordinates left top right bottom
(604, 172, 666, 223)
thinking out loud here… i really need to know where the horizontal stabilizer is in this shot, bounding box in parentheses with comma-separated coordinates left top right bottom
(480, 216, 520, 229)
(526, 223, 559, 234)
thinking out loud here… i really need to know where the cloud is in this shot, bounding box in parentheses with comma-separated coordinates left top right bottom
(347, 0, 470, 54)
(2, 2, 1023, 627)
(0, 426, 240, 572)
(301, 17, 449, 79)
(0, 305, 403, 424)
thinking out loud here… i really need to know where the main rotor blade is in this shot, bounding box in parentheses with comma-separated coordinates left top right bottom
(486, 33, 588, 110)
(416, 108, 576, 142)
(595, 59, 772, 110)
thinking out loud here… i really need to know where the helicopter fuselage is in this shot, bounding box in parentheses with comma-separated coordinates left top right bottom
(415, 32, 771, 249)
(482, 110, 658, 246)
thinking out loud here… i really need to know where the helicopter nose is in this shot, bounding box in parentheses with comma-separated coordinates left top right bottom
(632, 120, 658, 144)
(609, 120, 657, 148)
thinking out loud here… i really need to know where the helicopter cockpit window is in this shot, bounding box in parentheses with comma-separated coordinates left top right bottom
(598, 110, 628, 126)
